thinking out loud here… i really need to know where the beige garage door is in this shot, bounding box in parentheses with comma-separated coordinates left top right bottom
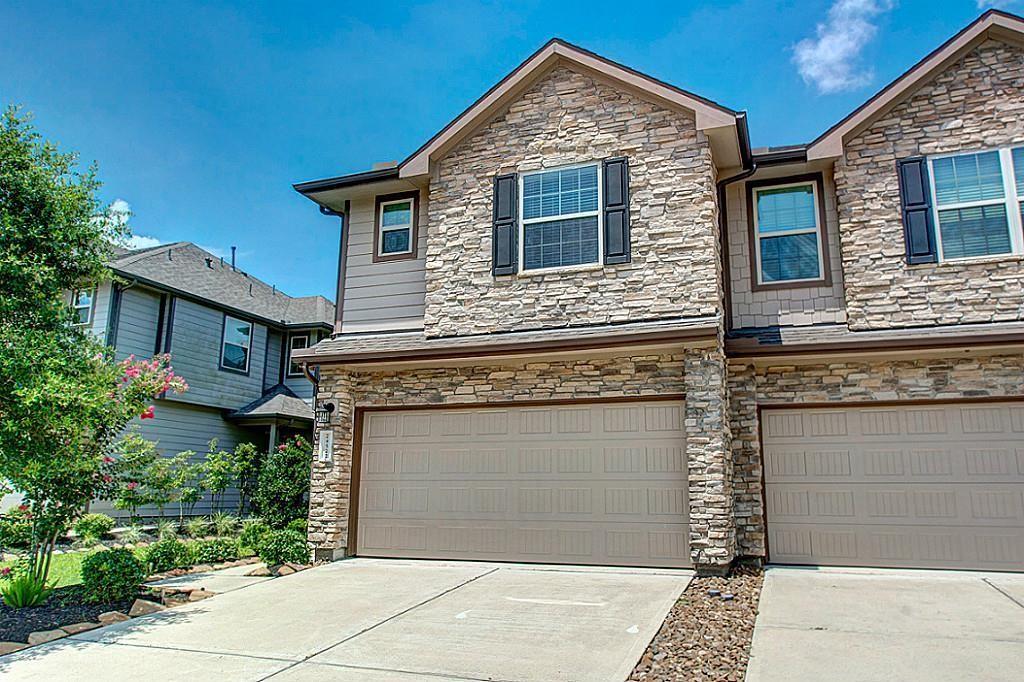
(764, 402, 1024, 571)
(355, 400, 691, 568)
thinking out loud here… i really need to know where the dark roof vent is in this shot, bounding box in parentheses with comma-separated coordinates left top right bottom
(204, 257, 213, 268)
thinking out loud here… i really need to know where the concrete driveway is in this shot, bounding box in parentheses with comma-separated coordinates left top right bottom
(746, 567, 1024, 682)
(0, 558, 691, 681)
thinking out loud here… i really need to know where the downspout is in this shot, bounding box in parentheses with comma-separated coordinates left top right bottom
(716, 112, 757, 336)
(320, 200, 350, 336)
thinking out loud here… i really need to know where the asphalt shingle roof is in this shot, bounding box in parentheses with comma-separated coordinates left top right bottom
(108, 242, 334, 328)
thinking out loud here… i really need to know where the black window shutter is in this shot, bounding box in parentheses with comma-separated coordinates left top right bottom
(492, 173, 517, 275)
(603, 157, 630, 264)
(896, 156, 938, 264)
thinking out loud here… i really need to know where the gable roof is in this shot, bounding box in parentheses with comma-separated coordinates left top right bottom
(108, 242, 334, 329)
(807, 9, 1024, 160)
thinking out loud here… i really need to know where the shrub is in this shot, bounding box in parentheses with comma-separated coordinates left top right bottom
(81, 548, 145, 603)
(212, 512, 239, 537)
(256, 529, 308, 566)
(144, 538, 191, 573)
(254, 436, 311, 529)
(118, 525, 145, 544)
(156, 518, 179, 541)
(74, 513, 115, 542)
(0, 572, 51, 608)
(0, 506, 33, 550)
(183, 517, 209, 538)
(190, 538, 240, 564)
(239, 518, 269, 552)
(286, 518, 307, 535)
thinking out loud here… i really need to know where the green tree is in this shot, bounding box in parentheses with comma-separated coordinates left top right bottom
(203, 439, 235, 513)
(0, 107, 187, 585)
(254, 436, 312, 528)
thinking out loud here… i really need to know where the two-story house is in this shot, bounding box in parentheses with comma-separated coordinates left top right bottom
(76, 241, 334, 516)
(292, 10, 1024, 574)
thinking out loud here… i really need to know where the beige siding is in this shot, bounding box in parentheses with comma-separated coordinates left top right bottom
(727, 172, 847, 329)
(342, 195, 426, 333)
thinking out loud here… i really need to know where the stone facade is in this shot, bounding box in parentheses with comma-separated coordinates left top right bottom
(727, 352, 1024, 557)
(308, 347, 738, 569)
(836, 39, 1024, 330)
(423, 65, 721, 337)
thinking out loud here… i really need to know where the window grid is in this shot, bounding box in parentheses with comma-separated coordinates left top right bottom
(378, 198, 414, 256)
(518, 163, 603, 273)
(752, 181, 825, 285)
(71, 289, 94, 326)
(928, 147, 1024, 262)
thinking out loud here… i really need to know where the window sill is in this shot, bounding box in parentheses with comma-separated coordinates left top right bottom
(926, 253, 1024, 268)
(516, 262, 606, 278)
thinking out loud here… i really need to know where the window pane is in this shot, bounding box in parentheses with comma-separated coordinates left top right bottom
(938, 204, 1011, 259)
(381, 227, 411, 254)
(522, 166, 599, 220)
(74, 305, 91, 325)
(759, 233, 820, 282)
(74, 290, 93, 308)
(523, 216, 599, 270)
(289, 336, 308, 375)
(222, 343, 248, 371)
(382, 201, 412, 227)
(1013, 147, 1024, 195)
(756, 185, 817, 234)
(932, 151, 1004, 205)
(223, 318, 251, 348)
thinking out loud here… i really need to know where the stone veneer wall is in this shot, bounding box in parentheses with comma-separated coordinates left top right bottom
(307, 348, 737, 569)
(424, 65, 721, 337)
(727, 352, 1024, 557)
(836, 39, 1024, 330)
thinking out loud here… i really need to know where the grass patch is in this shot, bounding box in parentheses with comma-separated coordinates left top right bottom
(0, 549, 106, 588)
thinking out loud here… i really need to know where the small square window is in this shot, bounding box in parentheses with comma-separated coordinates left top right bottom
(376, 194, 417, 260)
(71, 289, 95, 326)
(287, 334, 309, 377)
(221, 315, 252, 373)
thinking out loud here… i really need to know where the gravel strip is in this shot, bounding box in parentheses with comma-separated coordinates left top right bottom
(629, 565, 764, 682)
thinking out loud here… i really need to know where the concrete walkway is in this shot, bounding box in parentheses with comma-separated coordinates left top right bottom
(746, 566, 1024, 682)
(0, 558, 691, 681)
(149, 562, 272, 594)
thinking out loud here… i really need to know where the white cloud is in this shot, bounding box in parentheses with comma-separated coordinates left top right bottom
(977, 1, 1017, 8)
(126, 234, 163, 249)
(794, 0, 895, 94)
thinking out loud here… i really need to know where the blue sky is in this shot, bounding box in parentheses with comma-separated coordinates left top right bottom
(0, 0, 1015, 298)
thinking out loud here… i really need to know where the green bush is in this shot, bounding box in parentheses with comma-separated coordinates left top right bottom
(156, 518, 179, 541)
(239, 518, 269, 552)
(286, 518, 307, 535)
(0, 506, 33, 550)
(0, 572, 51, 608)
(144, 538, 191, 573)
(81, 548, 145, 603)
(74, 513, 115, 542)
(254, 436, 311, 529)
(256, 529, 308, 566)
(212, 512, 239, 537)
(190, 538, 240, 564)
(183, 517, 209, 538)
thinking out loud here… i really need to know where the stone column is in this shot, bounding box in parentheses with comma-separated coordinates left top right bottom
(684, 345, 735, 573)
(307, 367, 355, 562)
(727, 360, 764, 559)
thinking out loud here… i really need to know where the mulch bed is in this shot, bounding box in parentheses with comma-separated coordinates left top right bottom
(0, 585, 134, 643)
(629, 564, 764, 682)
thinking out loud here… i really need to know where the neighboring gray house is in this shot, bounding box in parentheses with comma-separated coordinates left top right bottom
(73, 242, 334, 516)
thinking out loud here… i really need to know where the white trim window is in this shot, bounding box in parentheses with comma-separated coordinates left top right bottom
(378, 198, 414, 256)
(71, 288, 95, 326)
(519, 163, 602, 272)
(928, 147, 1024, 261)
(220, 315, 252, 373)
(752, 181, 824, 284)
(287, 333, 309, 377)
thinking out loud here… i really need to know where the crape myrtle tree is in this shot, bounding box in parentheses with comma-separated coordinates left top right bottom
(0, 106, 187, 585)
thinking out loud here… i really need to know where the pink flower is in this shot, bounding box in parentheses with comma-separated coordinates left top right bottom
(1, 567, 11, 577)
(103, 456, 114, 464)
(278, 444, 287, 451)
(124, 366, 141, 379)
(103, 474, 112, 483)
(140, 405, 155, 420)
(126, 481, 138, 490)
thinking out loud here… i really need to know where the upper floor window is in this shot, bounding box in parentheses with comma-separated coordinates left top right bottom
(71, 288, 95, 326)
(287, 334, 309, 377)
(751, 180, 825, 286)
(220, 315, 252, 373)
(374, 191, 419, 262)
(520, 164, 601, 272)
(928, 147, 1024, 261)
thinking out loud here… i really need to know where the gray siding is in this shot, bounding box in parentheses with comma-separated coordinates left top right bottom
(164, 298, 268, 410)
(114, 286, 162, 360)
(341, 194, 427, 333)
(265, 330, 283, 390)
(89, 281, 113, 342)
(283, 329, 319, 403)
(93, 398, 259, 518)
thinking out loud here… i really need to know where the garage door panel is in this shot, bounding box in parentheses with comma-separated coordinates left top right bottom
(357, 400, 690, 568)
(764, 402, 1024, 571)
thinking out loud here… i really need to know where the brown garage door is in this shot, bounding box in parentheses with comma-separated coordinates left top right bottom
(355, 400, 691, 568)
(763, 402, 1024, 571)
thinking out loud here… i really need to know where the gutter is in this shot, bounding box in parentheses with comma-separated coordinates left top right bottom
(716, 112, 758, 335)
(293, 167, 400, 195)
